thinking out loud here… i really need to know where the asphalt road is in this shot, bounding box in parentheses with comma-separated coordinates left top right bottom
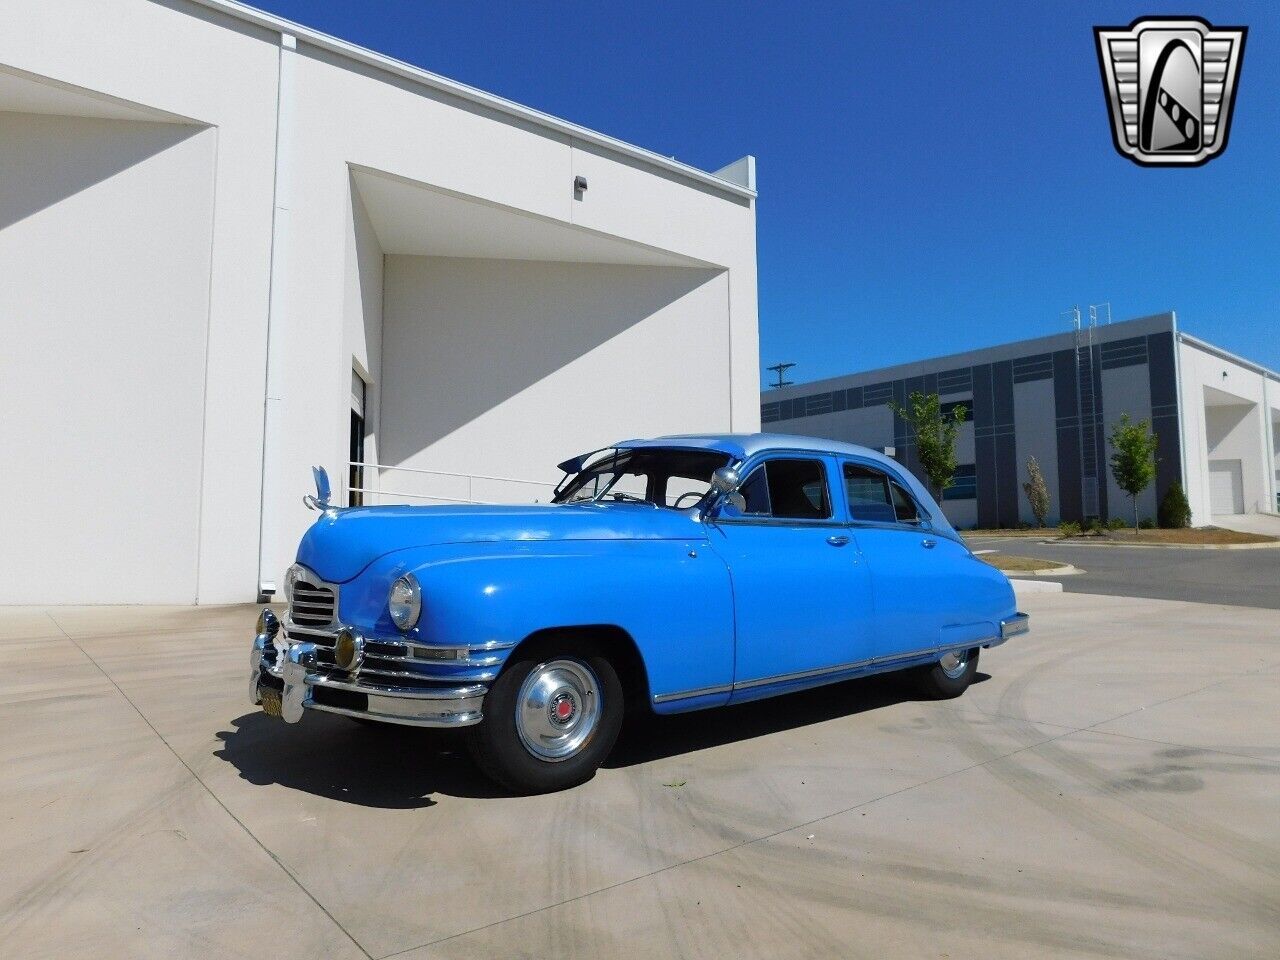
(973, 536, 1280, 609)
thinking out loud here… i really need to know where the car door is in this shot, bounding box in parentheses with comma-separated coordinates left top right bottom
(706, 455, 875, 699)
(840, 459, 978, 660)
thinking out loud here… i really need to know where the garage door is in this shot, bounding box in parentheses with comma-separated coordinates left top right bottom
(1208, 459, 1244, 515)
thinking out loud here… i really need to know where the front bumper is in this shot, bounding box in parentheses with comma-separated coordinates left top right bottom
(250, 632, 486, 728)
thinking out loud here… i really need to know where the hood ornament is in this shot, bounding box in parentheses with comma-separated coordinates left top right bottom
(303, 465, 338, 512)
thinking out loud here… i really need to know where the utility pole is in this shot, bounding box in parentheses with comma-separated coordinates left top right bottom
(766, 362, 796, 390)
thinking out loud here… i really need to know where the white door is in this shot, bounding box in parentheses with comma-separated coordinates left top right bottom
(1208, 459, 1244, 515)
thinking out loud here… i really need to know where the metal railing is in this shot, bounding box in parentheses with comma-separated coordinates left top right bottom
(348, 461, 557, 506)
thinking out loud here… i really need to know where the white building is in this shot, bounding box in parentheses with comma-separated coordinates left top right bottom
(1, 0, 759, 605)
(762, 313, 1279, 529)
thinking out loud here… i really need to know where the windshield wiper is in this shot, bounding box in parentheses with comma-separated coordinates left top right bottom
(605, 491, 654, 505)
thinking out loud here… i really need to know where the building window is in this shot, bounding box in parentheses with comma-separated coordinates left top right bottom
(943, 464, 977, 500)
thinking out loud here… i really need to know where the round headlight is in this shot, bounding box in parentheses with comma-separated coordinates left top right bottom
(388, 574, 422, 631)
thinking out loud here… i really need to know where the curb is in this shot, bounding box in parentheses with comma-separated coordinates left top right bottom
(1039, 538, 1280, 551)
(1004, 563, 1083, 576)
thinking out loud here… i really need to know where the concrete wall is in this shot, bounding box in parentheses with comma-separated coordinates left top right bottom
(0, 113, 215, 603)
(378, 257, 728, 500)
(1, 0, 280, 603)
(1177, 340, 1278, 524)
(0, 0, 758, 603)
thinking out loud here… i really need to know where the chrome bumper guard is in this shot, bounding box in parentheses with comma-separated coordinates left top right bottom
(250, 634, 486, 728)
(997, 612, 1030, 642)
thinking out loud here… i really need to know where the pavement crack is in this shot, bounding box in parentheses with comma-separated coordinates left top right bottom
(44, 612, 374, 960)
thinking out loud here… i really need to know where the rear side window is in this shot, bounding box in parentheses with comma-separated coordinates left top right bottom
(889, 480, 919, 522)
(844, 463, 927, 524)
(843, 463, 896, 522)
(764, 459, 831, 520)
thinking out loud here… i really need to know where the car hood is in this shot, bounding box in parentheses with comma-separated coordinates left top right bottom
(296, 502, 704, 582)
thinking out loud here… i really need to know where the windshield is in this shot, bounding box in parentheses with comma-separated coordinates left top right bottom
(553, 448, 732, 509)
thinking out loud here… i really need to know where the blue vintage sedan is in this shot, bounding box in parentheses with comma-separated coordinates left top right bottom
(251, 434, 1028, 793)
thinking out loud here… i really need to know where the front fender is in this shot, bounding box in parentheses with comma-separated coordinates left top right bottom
(339, 539, 736, 707)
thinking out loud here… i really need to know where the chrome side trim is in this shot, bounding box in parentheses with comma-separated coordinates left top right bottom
(732, 646, 941, 692)
(651, 683, 733, 704)
(654, 643, 974, 704)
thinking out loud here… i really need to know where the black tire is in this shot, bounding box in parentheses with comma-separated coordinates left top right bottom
(468, 639, 624, 794)
(914, 647, 979, 699)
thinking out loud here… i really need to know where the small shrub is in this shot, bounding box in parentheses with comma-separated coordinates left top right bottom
(1022, 456, 1051, 527)
(1058, 521, 1081, 537)
(1138, 516, 1156, 530)
(1016, 521, 1032, 530)
(1106, 516, 1126, 531)
(1158, 482, 1192, 529)
(1083, 517, 1102, 534)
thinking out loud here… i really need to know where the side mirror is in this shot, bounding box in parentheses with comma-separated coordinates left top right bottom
(717, 491, 747, 518)
(706, 466, 744, 519)
(709, 466, 740, 497)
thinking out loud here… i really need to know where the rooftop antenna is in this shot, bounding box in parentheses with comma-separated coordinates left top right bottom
(1089, 302, 1112, 326)
(766, 362, 796, 390)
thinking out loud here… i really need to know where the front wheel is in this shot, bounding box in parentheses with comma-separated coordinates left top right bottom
(468, 642, 624, 794)
(914, 647, 979, 699)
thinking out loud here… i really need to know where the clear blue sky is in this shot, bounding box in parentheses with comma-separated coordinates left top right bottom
(253, 0, 1280, 386)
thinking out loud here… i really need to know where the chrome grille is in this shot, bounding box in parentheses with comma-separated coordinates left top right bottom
(289, 582, 336, 626)
(280, 625, 503, 688)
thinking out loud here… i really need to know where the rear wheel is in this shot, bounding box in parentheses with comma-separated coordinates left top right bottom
(468, 640, 624, 794)
(914, 647, 979, 699)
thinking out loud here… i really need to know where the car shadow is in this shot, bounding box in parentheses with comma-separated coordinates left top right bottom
(214, 672, 991, 804)
(607, 671, 991, 768)
(214, 711, 506, 807)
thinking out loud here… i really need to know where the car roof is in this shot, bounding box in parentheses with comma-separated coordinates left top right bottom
(616, 433, 903, 470)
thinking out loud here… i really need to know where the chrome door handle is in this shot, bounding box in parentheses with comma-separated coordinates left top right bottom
(921, 538, 937, 549)
(826, 535, 850, 547)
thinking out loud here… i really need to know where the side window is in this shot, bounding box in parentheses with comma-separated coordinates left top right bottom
(764, 459, 831, 520)
(844, 463, 925, 524)
(843, 463, 896, 522)
(737, 466, 771, 515)
(889, 480, 920, 522)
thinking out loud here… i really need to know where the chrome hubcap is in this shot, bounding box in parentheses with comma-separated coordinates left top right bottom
(939, 649, 970, 679)
(515, 659, 601, 762)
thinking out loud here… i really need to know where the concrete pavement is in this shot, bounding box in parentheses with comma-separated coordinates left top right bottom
(2, 596, 1277, 959)
(1212, 513, 1280, 537)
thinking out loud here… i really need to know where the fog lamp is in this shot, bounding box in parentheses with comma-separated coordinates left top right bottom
(333, 628, 364, 672)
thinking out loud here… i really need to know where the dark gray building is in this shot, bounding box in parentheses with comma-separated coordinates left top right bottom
(761, 312, 1280, 528)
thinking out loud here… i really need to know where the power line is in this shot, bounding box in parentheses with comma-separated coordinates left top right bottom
(766, 362, 796, 390)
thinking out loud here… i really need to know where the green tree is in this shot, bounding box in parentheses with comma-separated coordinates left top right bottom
(891, 392, 966, 501)
(1108, 413, 1159, 533)
(1022, 456, 1051, 527)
